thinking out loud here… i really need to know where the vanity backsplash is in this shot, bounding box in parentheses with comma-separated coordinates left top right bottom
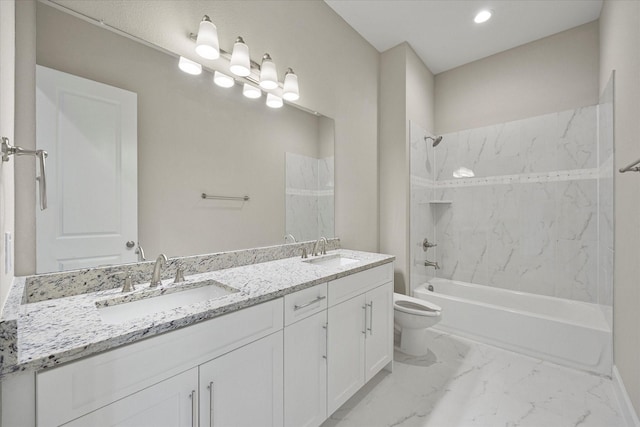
(23, 239, 341, 303)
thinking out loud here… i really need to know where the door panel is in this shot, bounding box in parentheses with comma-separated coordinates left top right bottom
(36, 65, 137, 273)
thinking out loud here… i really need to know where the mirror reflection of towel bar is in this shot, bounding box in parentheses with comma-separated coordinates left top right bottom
(201, 193, 250, 201)
(1, 137, 48, 210)
(620, 157, 640, 173)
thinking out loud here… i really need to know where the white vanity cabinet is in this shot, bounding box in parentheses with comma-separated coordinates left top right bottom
(62, 368, 198, 427)
(199, 332, 283, 427)
(283, 284, 328, 427)
(36, 299, 283, 427)
(326, 264, 394, 415)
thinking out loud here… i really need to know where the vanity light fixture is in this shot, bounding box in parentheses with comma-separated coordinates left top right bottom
(266, 93, 283, 108)
(195, 15, 220, 60)
(178, 56, 202, 75)
(282, 68, 299, 101)
(213, 71, 235, 88)
(474, 9, 493, 24)
(259, 54, 279, 90)
(184, 16, 301, 109)
(243, 83, 262, 99)
(230, 37, 251, 77)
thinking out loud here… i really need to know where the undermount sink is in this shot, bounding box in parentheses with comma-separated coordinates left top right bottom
(303, 253, 359, 268)
(96, 279, 239, 324)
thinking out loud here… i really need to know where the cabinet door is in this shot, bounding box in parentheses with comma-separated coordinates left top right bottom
(327, 294, 366, 415)
(63, 369, 197, 427)
(199, 332, 283, 427)
(365, 282, 393, 381)
(284, 310, 327, 427)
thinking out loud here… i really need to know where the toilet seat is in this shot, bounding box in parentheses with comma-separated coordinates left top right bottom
(393, 293, 441, 317)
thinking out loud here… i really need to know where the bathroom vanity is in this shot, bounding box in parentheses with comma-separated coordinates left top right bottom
(0, 242, 394, 427)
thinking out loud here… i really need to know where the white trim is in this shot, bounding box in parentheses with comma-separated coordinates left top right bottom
(613, 365, 640, 427)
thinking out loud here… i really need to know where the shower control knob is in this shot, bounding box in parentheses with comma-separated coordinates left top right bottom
(422, 238, 437, 251)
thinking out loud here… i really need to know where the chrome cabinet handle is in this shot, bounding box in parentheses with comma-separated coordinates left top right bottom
(294, 295, 326, 311)
(207, 381, 214, 427)
(322, 323, 328, 360)
(362, 305, 367, 335)
(189, 390, 197, 427)
(367, 302, 374, 335)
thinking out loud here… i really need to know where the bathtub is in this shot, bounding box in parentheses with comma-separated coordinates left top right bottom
(414, 278, 612, 376)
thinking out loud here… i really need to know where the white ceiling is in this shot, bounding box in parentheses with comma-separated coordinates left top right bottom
(324, 0, 603, 74)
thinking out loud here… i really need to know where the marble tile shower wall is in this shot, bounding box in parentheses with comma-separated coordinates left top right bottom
(410, 121, 437, 293)
(598, 76, 614, 314)
(430, 105, 613, 304)
(285, 153, 334, 242)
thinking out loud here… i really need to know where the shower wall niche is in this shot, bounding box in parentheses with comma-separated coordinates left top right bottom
(410, 99, 613, 307)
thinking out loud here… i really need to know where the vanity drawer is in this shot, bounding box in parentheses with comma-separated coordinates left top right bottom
(328, 263, 393, 306)
(36, 298, 283, 427)
(284, 283, 328, 326)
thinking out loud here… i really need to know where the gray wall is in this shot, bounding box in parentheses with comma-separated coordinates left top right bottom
(379, 43, 434, 294)
(599, 0, 640, 415)
(435, 21, 600, 134)
(14, 0, 380, 275)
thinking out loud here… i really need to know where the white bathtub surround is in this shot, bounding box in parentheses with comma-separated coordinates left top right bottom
(410, 104, 613, 309)
(321, 329, 624, 427)
(285, 152, 335, 241)
(0, 244, 393, 379)
(415, 279, 612, 375)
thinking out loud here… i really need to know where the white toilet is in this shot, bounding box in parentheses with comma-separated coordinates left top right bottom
(393, 293, 442, 356)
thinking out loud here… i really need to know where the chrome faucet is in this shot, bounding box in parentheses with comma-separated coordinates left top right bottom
(312, 237, 328, 256)
(424, 260, 440, 269)
(150, 254, 168, 288)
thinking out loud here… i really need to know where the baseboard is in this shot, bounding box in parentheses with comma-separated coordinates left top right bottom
(613, 365, 640, 427)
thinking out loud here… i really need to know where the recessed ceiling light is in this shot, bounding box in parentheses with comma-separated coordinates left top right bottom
(474, 9, 493, 24)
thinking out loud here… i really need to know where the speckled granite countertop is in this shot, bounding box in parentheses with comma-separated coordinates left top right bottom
(0, 248, 393, 379)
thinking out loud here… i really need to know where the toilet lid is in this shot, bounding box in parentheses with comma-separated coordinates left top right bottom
(396, 300, 437, 312)
(393, 295, 441, 316)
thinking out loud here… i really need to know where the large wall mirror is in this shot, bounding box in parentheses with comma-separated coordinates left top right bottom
(34, 2, 335, 273)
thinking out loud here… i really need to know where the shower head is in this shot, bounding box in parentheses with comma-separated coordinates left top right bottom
(425, 135, 443, 147)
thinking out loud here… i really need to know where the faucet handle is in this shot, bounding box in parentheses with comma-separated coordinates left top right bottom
(116, 272, 135, 293)
(422, 238, 437, 251)
(174, 262, 186, 283)
(301, 247, 308, 259)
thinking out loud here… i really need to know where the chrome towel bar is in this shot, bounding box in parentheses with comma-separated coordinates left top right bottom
(201, 193, 250, 201)
(619, 158, 640, 173)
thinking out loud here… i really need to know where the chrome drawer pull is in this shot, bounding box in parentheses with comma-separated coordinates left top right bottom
(294, 295, 326, 311)
(189, 390, 197, 427)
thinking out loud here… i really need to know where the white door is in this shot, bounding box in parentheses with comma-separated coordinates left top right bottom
(36, 65, 137, 273)
(63, 369, 198, 427)
(284, 310, 327, 427)
(327, 294, 366, 415)
(365, 282, 393, 381)
(199, 332, 284, 427)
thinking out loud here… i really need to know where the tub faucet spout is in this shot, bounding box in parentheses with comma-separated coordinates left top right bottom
(424, 260, 440, 269)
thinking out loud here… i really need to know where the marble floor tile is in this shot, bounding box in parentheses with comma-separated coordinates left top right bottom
(321, 330, 624, 427)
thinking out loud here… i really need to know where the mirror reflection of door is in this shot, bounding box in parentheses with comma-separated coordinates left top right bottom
(36, 65, 138, 273)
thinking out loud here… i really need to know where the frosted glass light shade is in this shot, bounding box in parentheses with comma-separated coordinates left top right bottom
(243, 83, 262, 99)
(266, 93, 283, 108)
(474, 10, 492, 23)
(259, 54, 278, 90)
(178, 56, 202, 75)
(230, 37, 251, 77)
(213, 71, 234, 88)
(195, 16, 220, 60)
(282, 69, 299, 101)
